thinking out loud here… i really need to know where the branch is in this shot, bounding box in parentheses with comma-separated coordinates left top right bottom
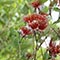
(51, 28, 60, 39)
(17, 35, 24, 60)
(36, 36, 47, 50)
(32, 31, 37, 60)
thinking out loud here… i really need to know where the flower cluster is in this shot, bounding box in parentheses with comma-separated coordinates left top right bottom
(23, 14, 48, 23)
(20, 13, 48, 36)
(48, 39, 60, 57)
(20, 27, 32, 37)
(19, 0, 48, 37)
(31, 0, 40, 8)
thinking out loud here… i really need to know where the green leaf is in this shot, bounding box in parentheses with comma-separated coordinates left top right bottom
(43, 52, 49, 60)
(0, 23, 2, 30)
(21, 3, 29, 14)
(0, 0, 14, 5)
(40, 0, 48, 4)
(54, 7, 60, 12)
(53, 19, 60, 24)
(42, 6, 48, 12)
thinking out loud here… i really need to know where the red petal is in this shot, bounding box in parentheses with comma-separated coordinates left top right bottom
(29, 22, 38, 29)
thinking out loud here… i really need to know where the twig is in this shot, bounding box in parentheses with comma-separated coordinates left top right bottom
(17, 36, 23, 60)
(33, 31, 37, 60)
(51, 28, 60, 39)
(36, 36, 47, 50)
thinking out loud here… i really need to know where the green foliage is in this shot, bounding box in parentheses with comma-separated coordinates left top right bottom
(43, 52, 49, 60)
(42, 6, 48, 12)
(54, 7, 60, 12)
(39, 0, 48, 4)
(53, 19, 60, 24)
(0, 0, 60, 60)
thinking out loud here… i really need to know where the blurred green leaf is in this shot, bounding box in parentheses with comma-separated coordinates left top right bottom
(43, 52, 49, 60)
(53, 19, 60, 24)
(42, 6, 48, 12)
(54, 7, 60, 12)
(40, 0, 48, 4)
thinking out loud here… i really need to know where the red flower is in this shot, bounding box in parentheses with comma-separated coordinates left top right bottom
(38, 16, 48, 30)
(38, 14, 48, 30)
(57, 44, 60, 53)
(23, 15, 33, 23)
(23, 14, 37, 23)
(20, 27, 32, 36)
(31, 0, 40, 8)
(54, 47, 58, 53)
(23, 14, 48, 30)
(23, 14, 38, 23)
(38, 23, 47, 30)
(37, 14, 47, 21)
(49, 47, 57, 57)
(31, 14, 38, 20)
(29, 21, 38, 29)
(48, 40, 60, 57)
